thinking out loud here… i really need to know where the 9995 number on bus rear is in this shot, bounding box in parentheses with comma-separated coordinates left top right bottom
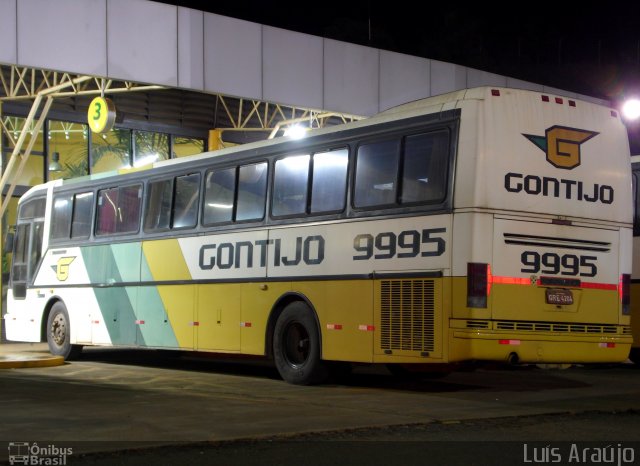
(520, 251, 597, 277)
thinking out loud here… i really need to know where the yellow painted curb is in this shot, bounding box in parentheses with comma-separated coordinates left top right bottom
(0, 354, 64, 368)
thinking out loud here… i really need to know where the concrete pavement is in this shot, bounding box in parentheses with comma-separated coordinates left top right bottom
(0, 341, 64, 368)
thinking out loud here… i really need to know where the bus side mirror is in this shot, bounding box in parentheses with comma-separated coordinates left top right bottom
(4, 231, 14, 254)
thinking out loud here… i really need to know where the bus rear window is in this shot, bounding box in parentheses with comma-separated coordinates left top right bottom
(96, 184, 142, 236)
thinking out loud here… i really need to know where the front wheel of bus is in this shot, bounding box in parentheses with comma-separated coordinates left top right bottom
(273, 302, 328, 385)
(47, 302, 82, 360)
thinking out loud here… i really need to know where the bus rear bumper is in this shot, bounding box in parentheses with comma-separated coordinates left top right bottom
(450, 329, 632, 364)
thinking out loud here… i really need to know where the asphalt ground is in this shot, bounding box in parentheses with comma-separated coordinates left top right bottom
(1, 343, 639, 465)
(69, 411, 640, 466)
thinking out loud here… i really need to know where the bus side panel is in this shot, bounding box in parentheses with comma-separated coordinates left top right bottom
(372, 276, 445, 362)
(450, 212, 493, 320)
(178, 231, 273, 354)
(631, 234, 640, 352)
(5, 290, 47, 343)
(197, 283, 240, 351)
(240, 282, 291, 355)
(142, 285, 190, 349)
(82, 244, 140, 346)
(266, 216, 451, 364)
(294, 280, 374, 363)
(143, 239, 193, 349)
(29, 247, 97, 345)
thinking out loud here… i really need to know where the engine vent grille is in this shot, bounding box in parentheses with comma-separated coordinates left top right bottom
(380, 279, 435, 352)
(466, 320, 490, 329)
(495, 321, 621, 334)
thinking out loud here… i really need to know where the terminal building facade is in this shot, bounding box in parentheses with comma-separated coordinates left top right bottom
(0, 0, 609, 285)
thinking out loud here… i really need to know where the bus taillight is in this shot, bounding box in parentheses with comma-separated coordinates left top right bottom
(467, 262, 490, 308)
(620, 273, 630, 315)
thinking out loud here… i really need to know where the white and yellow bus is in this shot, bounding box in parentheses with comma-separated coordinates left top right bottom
(5, 87, 633, 384)
(629, 154, 640, 363)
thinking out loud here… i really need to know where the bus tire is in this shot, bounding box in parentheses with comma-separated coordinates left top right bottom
(273, 302, 328, 385)
(46, 301, 82, 360)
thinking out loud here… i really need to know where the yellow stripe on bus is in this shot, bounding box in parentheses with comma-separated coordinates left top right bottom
(143, 239, 192, 281)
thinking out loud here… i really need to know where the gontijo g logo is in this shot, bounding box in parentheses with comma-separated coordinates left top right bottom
(504, 125, 613, 205)
(523, 125, 598, 169)
(52, 257, 75, 282)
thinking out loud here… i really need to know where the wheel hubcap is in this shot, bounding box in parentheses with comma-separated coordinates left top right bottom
(283, 322, 310, 367)
(51, 313, 66, 347)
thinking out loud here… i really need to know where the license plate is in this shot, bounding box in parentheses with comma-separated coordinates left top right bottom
(546, 288, 573, 305)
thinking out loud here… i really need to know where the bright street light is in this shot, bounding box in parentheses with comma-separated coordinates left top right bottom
(622, 98, 640, 121)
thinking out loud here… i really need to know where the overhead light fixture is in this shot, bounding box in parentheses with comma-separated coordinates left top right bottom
(49, 152, 62, 172)
(283, 124, 307, 139)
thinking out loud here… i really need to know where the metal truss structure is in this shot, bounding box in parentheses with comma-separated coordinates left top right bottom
(0, 64, 364, 218)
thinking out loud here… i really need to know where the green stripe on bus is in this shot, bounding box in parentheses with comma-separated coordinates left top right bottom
(82, 245, 141, 346)
(137, 252, 179, 347)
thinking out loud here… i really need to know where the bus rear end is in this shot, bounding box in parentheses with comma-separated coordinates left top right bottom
(450, 87, 632, 364)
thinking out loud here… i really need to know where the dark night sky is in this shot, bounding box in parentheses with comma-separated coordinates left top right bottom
(159, 1, 640, 151)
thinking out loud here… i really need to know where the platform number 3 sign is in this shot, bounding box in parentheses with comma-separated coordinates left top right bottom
(87, 96, 116, 133)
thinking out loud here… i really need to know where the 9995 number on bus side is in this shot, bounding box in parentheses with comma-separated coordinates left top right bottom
(352, 228, 446, 260)
(520, 251, 597, 277)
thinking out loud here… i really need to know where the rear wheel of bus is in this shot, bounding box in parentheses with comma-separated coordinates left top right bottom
(273, 301, 328, 385)
(46, 301, 83, 360)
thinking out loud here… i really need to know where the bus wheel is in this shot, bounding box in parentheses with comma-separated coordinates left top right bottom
(47, 302, 83, 360)
(273, 302, 328, 385)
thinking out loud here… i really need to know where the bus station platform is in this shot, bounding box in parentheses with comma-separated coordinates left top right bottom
(0, 341, 63, 368)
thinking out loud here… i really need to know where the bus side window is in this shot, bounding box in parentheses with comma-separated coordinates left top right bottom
(310, 148, 348, 214)
(11, 224, 29, 294)
(71, 192, 94, 239)
(50, 195, 72, 240)
(144, 179, 173, 231)
(236, 162, 267, 222)
(119, 185, 142, 233)
(272, 154, 310, 217)
(172, 173, 200, 229)
(30, 222, 44, 281)
(203, 168, 236, 225)
(353, 140, 399, 208)
(96, 185, 142, 235)
(401, 130, 449, 205)
(19, 198, 46, 219)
